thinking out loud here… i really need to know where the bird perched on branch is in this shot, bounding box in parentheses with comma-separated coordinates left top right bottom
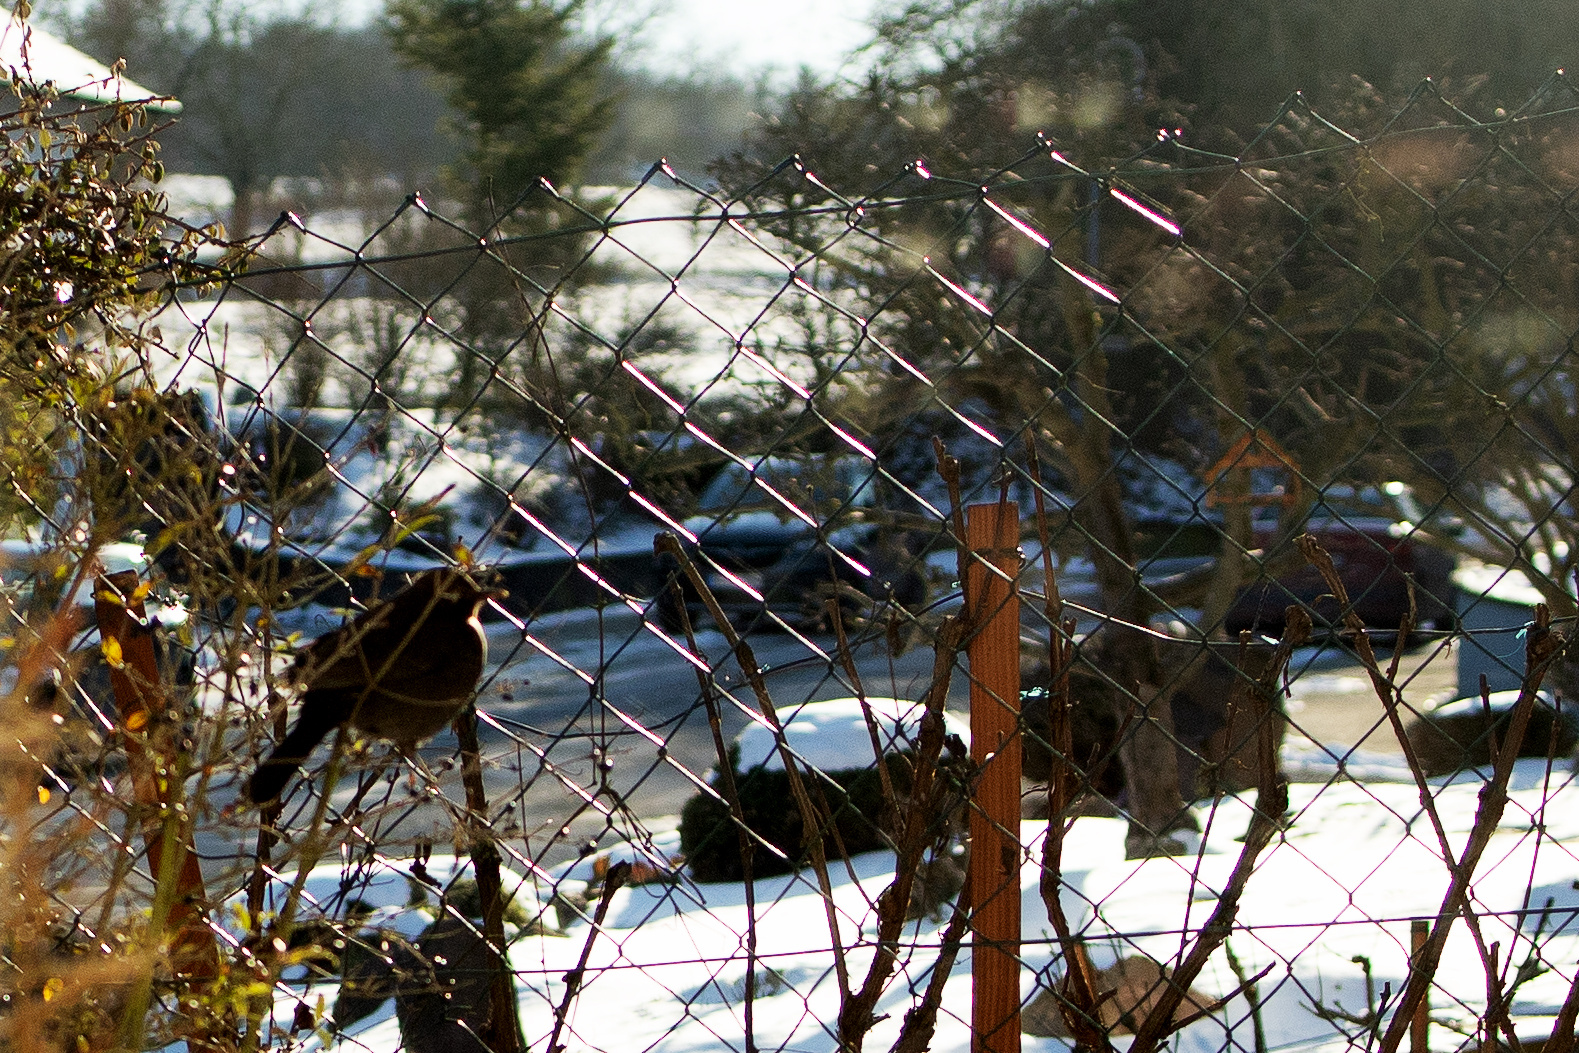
(245, 568, 495, 804)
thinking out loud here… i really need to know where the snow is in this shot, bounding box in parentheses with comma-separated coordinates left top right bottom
(258, 749, 1579, 1053)
(228, 854, 555, 952)
(1453, 561, 1545, 609)
(148, 180, 854, 426)
(0, 21, 175, 111)
(133, 174, 1579, 1053)
(1425, 688, 1565, 722)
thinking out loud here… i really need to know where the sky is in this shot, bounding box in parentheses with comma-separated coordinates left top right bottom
(315, 0, 888, 85)
(630, 0, 885, 85)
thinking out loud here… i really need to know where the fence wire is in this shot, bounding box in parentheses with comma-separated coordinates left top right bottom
(9, 80, 1579, 1053)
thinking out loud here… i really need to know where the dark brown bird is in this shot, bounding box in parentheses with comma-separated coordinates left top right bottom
(245, 568, 494, 804)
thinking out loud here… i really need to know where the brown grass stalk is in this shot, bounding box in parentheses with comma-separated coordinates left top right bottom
(1294, 534, 1568, 1053)
(841, 616, 968, 1047)
(668, 577, 765, 1053)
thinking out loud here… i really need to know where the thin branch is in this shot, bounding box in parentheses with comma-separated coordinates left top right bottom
(546, 861, 630, 1053)
(655, 534, 853, 1013)
(1126, 605, 1310, 1053)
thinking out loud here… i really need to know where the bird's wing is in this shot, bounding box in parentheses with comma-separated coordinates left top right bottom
(293, 575, 439, 688)
(375, 641, 485, 705)
(297, 606, 483, 699)
(291, 570, 489, 699)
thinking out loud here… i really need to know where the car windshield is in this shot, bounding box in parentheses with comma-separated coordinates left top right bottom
(697, 458, 875, 517)
(1249, 482, 1425, 531)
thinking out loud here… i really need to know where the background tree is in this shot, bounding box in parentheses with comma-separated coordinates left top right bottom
(713, 0, 1579, 855)
(380, 0, 622, 415)
(585, 69, 768, 184)
(56, 0, 763, 212)
(384, 0, 616, 222)
(50, 1, 459, 236)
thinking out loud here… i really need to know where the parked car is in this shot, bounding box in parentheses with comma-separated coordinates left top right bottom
(1224, 485, 1456, 636)
(654, 456, 928, 634)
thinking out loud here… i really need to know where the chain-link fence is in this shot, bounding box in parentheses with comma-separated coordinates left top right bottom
(9, 78, 1579, 1053)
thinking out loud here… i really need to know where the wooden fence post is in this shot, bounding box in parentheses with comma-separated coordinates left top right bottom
(966, 502, 1022, 1053)
(93, 571, 217, 983)
(1410, 919, 1429, 1053)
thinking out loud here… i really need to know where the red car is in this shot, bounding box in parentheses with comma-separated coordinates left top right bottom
(1224, 504, 1455, 636)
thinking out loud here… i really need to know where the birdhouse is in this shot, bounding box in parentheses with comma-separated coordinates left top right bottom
(1204, 432, 1301, 510)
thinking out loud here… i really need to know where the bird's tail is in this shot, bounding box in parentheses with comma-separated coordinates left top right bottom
(245, 692, 349, 804)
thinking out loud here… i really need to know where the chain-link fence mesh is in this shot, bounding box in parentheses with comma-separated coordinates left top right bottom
(10, 79, 1579, 1053)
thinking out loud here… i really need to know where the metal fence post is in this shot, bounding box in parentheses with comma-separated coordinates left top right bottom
(966, 502, 1022, 1053)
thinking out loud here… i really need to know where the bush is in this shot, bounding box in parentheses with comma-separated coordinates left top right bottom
(0, 56, 212, 1053)
(680, 753, 915, 883)
(1404, 691, 1579, 776)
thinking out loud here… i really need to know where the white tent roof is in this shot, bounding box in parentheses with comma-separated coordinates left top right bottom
(0, 19, 180, 113)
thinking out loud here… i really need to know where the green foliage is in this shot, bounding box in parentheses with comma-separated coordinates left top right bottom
(385, 0, 616, 215)
(0, 73, 199, 530)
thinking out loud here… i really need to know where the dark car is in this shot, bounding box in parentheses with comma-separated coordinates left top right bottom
(1224, 485, 1456, 636)
(655, 456, 927, 634)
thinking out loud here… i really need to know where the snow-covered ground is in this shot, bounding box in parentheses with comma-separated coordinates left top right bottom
(151, 180, 836, 406)
(263, 750, 1579, 1053)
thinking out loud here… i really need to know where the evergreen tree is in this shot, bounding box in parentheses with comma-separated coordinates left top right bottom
(385, 0, 617, 221)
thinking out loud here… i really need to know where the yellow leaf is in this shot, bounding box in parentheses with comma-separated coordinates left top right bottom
(125, 709, 148, 732)
(101, 636, 123, 668)
(42, 977, 62, 1002)
(37, 785, 49, 805)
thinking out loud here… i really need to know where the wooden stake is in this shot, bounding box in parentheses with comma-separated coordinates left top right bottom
(966, 502, 1022, 1053)
(94, 570, 216, 982)
(1411, 920, 1429, 1053)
